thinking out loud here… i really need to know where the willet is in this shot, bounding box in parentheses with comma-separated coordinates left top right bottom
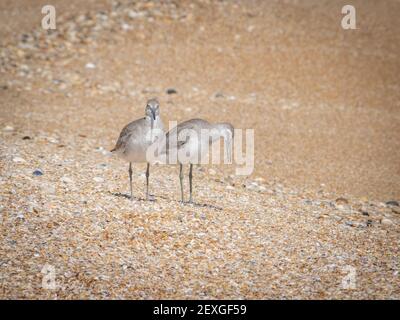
(111, 98, 164, 200)
(164, 119, 233, 203)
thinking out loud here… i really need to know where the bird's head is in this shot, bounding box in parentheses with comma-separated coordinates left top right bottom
(216, 122, 234, 164)
(145, 98, 160, 121)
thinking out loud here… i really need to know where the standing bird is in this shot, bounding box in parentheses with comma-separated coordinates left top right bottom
(111, 99, 164, 200)
(164, 119, 234, 203)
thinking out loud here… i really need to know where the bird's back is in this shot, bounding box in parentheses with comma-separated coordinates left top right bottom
(165, 118, 210, 150)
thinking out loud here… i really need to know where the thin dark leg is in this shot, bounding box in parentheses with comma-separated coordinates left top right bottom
(189, 163, 193, 203)
(128, 162, 133, 200)
(146, 163, 150, 201)
(179, 163, 184, 202)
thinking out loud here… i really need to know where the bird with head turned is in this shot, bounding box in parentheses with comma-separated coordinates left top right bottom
(163, 118, 234, 203)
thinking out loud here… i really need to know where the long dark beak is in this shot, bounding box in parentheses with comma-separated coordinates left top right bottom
(151, 109, 156, 120)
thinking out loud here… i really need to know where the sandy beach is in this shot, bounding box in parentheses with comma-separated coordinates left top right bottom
(0, 0, 399, 299)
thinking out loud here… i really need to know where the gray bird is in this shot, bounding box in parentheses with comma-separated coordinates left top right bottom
(164, 119, 234, 203)
(111, 98, 164, 200)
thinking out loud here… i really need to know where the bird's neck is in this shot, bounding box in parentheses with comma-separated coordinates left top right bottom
(145, 115, 161, 124)
(213, 123, 233, 163)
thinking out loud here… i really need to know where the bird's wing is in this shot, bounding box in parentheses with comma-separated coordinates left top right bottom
(112, 117, 145, 152)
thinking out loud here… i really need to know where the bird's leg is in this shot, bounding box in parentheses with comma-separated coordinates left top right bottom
(129, 162, 133, 200)
(145, 163, 150, 201)
(179, 163, 184, 203)
(189, 163, 193, 203)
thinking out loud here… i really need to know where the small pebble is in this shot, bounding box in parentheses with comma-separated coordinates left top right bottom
(245, 183, 258, 190)
(13, 157, 25, 163)
(46, 137, 59, 144)
(128, 10, 143, 19)
(247, 25, 255, 32)
(381, 218, 393, 226)
(61, 176, 73, 184)
(85, 62, 96, 69)
(33, 169, 43, 176)
(121, 23, 133, 31)
(166, 88, 177, 94)
(93, 177, 104, 183)
(335, 197, 349, 205)
(3, 125, 14, 132)
(392, 207, 400, 215)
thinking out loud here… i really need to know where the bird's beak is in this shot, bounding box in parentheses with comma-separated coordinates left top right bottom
(151, 109, 156, 121)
